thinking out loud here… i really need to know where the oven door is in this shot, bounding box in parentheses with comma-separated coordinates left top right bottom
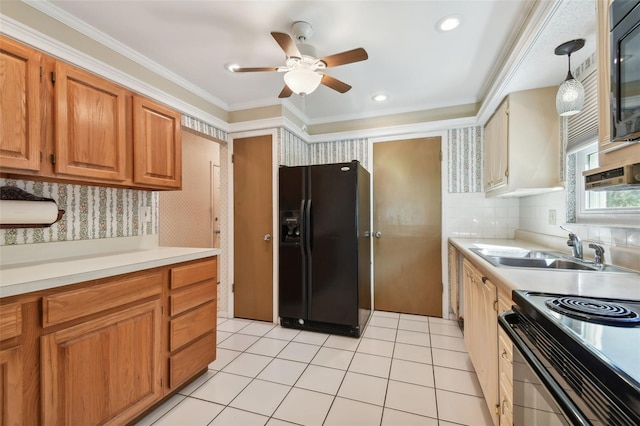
(499, 312, 592, 426)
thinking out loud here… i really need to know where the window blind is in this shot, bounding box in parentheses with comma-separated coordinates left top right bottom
(567, 69, 598, 152)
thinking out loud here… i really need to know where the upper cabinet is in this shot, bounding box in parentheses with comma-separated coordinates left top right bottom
(483, 86, 562, 197)
(133, 96, 182, 189)
(596, 0, 640, 166)
(0, 37, 42, 172)
(54, 62, 127, 182)
(0, 35, 182, 190)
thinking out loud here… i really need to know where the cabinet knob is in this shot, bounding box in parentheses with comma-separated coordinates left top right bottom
(501, 349, 512, 364)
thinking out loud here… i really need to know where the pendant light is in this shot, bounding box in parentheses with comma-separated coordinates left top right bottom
(554, 39, 586, 116)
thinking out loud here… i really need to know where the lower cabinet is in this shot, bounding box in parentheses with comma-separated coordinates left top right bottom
(0, 302, 23, 426)
(463, 259, 499, 426)
(41, 300, 163, 425)
(0, 255, 217, 426)
(168, 257, 218, 389)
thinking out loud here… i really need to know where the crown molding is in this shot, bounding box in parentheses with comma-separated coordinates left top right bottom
(476, 0, 562, 125)
(0, 14, 229, 132)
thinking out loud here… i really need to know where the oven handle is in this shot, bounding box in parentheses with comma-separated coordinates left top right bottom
(498, 312, 591, 426)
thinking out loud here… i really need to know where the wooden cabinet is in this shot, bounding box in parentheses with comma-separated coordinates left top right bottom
(0, 255, 217, 426)
(0, 36, 42, 173)
(168, 257, 217, 389)
(596, 0, 640, 166)
(0, 36, 182, 190)
(0, 302, 23, 426)
(483, 87, 562, 197)
(462, 259, 499, 426)
(133, 96, 182, 189)
(41, 300, 163, 425)
(484, 98, 509, 192)
(40, 271, 163, 425)
(497, 289, 513, 425)
(53, 62, 128, 182)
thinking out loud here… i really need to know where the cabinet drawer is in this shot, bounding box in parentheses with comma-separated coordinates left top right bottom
(170, 280, 216, 317)
(0, 303, 22, 341)
(169, 332, 216, 389)
(170, 301, 216, 351)
(171, 258, 217, 290)
(42, 271, 162, 327)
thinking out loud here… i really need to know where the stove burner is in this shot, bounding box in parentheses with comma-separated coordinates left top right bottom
(546, 296, 640, 326)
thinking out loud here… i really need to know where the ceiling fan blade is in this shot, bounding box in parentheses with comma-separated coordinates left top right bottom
(233, 66, 280, 72)
(278, 85, 293, 98)
(320, 73, 352, 93)
(320, 48, 368, 67)
(271, 32, 301, 58)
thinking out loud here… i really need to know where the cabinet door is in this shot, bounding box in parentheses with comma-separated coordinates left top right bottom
(54, 62, 127, 182)
(133, 96, 182, 189)
(0, 36, 41, 172)
(492, 99, 509, 190)
(478, 277, 499, 426)
(0, 346, 23, 426)
(41, 299, 162, 426)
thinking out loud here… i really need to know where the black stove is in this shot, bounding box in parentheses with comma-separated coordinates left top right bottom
(506, 290, 640, 425)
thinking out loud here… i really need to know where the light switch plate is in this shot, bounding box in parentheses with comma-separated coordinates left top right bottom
(140, 206, 151, 223)
(548, 209, 556, 225)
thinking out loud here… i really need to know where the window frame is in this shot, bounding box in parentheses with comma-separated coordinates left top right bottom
(574, 142, 640, 225)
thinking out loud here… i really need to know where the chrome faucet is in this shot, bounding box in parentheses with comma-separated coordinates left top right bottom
(560, 225, 583, 260)
(588, 243, 605, 266)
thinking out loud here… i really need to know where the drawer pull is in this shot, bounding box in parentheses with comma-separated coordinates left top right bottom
(501, 349, 512, 364)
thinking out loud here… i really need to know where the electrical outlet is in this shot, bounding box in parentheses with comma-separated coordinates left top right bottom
(548, 209, 556, 225)
(140, 206, 151, 223)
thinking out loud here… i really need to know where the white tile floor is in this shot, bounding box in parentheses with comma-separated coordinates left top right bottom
(136, 311, 493, 426)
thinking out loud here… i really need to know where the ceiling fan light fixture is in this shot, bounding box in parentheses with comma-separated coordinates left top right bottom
(284, 69, 322, 96)
(554, 39, 586, 116)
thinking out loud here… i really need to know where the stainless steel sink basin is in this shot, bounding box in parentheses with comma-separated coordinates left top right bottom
(469, 247, 637, 274)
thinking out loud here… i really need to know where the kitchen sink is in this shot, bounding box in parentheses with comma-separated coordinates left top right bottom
(469, 247, 637, 274)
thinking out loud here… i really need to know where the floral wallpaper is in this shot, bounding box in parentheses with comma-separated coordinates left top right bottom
(309, 138, 370, 171)
(0, 178, 157, 245)
(447, 126, 483, 193)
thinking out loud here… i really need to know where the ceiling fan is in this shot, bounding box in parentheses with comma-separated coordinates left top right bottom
(231, 21, 368, 98)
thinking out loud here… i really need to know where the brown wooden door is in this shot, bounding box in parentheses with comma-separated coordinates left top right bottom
(233, 135, 273, 321)
(133, 95, 182, 189)
(373, 137, 442, 316)
(54, 61, 127, 182)
(41, 299, 163, 425)
(0, 36, 41, 172)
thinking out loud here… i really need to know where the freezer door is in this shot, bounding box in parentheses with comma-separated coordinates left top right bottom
(278, 166, 307, 320)
(308, 163, 359, 326)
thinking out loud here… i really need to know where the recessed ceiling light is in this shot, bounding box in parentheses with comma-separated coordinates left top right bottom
(225, 63, 240, 72)
(372, 94, 388, 102)
(437, 15, 461, 32)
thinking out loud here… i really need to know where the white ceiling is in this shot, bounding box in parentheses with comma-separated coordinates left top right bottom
(41, 0, 596, 124)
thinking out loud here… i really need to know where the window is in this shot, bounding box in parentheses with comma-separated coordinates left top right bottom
(575, 142, 640, 222)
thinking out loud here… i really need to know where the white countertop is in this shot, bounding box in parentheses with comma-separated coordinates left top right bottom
(0, 246, 221, 298)
(450, 238, 640, 300)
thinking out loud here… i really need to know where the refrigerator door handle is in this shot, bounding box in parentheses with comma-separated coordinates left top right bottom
(300, 199, 307, 256)
(305, 199, 312, 253)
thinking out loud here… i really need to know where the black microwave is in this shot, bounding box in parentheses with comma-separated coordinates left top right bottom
(611, 0, 640, 142)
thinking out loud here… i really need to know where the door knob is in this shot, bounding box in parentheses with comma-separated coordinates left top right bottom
(374, 231, 382, 239)
(263, 234, 271, 241)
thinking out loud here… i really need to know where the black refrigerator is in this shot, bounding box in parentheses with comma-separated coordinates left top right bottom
(279, 161, 371, 337)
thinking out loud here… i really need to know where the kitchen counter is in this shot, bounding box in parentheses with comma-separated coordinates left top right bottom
(0, 246, 221, 298)
(450, 238, 640, 300)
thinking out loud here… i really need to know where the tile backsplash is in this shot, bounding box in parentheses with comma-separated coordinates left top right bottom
(445, 192, 520, 239)
(0, 178, 157, 246)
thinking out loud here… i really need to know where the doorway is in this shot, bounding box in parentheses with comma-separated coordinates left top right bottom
(372, 137, 442, 316)
(233, 134, 273, 322)
(159, 131, 220, 248)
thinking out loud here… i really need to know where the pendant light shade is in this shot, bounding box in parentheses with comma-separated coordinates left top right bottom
(284, 69, 322, 96)
(554, 39, 586, 117)
(556, 73, 585, 116)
